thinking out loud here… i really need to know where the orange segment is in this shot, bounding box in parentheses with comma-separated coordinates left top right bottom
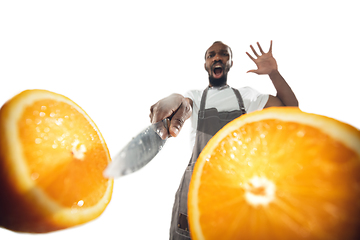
(188, 107, 360, 240)
(0, 90, 113, 233)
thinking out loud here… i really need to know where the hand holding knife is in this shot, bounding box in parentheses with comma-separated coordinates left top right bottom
(104, 93, 192, 179)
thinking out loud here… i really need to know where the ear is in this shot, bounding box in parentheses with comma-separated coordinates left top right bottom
(204, 63, 207, 71)
(228, 60, 233, 72)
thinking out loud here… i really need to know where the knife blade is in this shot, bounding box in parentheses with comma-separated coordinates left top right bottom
(103, 118, 170, 178)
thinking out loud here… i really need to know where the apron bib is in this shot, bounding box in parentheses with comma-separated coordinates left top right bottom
(169, 86, 246, 239)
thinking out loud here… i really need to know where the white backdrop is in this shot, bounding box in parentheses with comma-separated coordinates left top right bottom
(1, 1, 359, 239)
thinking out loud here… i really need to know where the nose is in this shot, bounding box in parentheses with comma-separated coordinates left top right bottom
(213, 55, 223, 64)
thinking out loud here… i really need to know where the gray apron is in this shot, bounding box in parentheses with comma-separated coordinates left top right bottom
(169, 86, 246, 239)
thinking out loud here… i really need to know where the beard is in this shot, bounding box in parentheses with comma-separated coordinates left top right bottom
(208, 73, 228, 87)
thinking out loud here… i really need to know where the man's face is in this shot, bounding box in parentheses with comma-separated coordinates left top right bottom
(204, 42, 233, 86)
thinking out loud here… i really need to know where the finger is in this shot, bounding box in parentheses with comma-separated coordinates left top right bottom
(246, 69, 258, 74)
(246, 52, 255, 61)
(269, 40, 273, 53)
(256, 42, 265, 54)
(169, 101, 192, 137)
(150, 102, 177, 124)
(250, 45, 260, 57)
(150, 107, 169, 124)
(150, 105, 160, 124)
(149, 106, 154, 122)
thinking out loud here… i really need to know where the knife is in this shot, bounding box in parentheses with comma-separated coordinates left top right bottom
(103, 118, 170, 178)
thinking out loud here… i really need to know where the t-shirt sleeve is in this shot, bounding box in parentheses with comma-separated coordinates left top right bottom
(184, 90, 196, 102)
(183, 90, 200, 149)
(184, 89, 201, 114)
(239, 87, 269, 113)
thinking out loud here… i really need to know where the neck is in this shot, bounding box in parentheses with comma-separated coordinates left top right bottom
(209, 84, 229, 90)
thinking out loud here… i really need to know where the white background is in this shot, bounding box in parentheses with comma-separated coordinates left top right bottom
(1, 1, 359, 239)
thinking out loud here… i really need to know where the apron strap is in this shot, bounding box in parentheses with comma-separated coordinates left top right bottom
(198, 87, 209, 119)
(199, 86, 247, 118)
(232, 88, 247, 115)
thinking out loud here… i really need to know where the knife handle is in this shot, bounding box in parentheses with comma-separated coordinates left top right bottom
(163, 118, 170, 132)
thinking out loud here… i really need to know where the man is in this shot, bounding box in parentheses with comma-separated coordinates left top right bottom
(149, 41, 298, 239)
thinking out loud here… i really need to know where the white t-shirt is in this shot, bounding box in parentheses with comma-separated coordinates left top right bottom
(184, 86, 269, 148)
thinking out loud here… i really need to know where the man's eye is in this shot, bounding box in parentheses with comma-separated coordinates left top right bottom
(207, 54, 214, 58)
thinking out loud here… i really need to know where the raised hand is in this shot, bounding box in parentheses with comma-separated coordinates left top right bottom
(246, 40, 278, 75)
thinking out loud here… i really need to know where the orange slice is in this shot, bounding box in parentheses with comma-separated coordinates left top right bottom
(0, 89, 113, 233)
(188, 107, 360, 240)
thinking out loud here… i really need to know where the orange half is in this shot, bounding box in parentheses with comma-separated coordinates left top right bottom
(188, 107, 360, 240)
(0, 90, 113, 233)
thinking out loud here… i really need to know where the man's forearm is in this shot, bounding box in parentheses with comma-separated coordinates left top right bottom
(269, 70, 299, 107)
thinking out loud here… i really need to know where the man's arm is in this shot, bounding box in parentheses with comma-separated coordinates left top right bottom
(246, 41, 299, 108)
(149, 94, 193, 138)
(265, 70, 298, 107)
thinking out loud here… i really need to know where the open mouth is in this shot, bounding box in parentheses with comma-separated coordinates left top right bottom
(213, 65, 223, 78)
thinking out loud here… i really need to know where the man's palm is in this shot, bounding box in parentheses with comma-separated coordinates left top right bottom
(246, 41, 278, 75)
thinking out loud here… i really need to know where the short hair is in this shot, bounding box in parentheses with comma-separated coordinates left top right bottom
(204, 41, 233, 60)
